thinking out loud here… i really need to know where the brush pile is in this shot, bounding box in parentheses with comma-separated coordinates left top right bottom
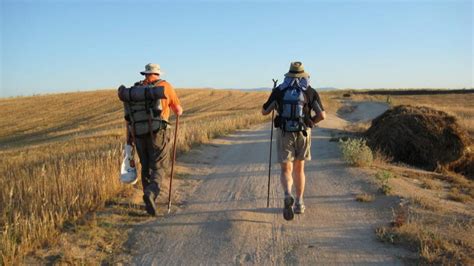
(366, 105, 472, 178)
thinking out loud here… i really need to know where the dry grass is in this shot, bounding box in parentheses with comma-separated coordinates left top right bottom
(355, 193, 375, 202)
(0, 88, 277, 264)
(376, 206, 473, 264)
(343, 121, 371, 133)
(420, 177, 443, 190)
(412, 196, 441, 212)
(447, 188, 471, 203)
(27, 188, 151, 264)
(370, 156, 474, 263)
(372, 161, 474, 263)
(334, 90, 474, 263)
(338, 91, 473, 262)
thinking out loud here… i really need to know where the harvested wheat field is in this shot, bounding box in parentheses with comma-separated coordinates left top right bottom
(0, 89, 273, 263)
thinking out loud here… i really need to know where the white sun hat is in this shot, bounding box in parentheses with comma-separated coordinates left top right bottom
(140, 63, 162, 75)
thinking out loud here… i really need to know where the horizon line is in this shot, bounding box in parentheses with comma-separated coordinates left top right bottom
(2, 87, 474, 99)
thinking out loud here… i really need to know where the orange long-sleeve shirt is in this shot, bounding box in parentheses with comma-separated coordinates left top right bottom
(142, 79, 181, 121)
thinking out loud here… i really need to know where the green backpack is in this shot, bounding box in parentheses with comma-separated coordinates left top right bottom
(118, 80, 168, 136)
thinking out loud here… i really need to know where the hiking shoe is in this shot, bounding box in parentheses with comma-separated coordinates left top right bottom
(294, 203, 305, 214)
(143, 193, 157, 216)
(283, 195, 295, 221)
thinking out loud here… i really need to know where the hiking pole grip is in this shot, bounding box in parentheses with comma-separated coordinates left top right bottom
(167, 116, 179, 214)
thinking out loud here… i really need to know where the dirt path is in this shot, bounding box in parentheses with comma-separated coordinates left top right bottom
(338, 101, 389, 123)
(126, 102, 408, 265)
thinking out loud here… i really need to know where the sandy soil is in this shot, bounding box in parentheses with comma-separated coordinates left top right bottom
(338, 101, 389, 123)
(125, 102, 410, 265)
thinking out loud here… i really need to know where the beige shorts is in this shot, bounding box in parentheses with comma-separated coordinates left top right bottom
(276, 128, 311, 163)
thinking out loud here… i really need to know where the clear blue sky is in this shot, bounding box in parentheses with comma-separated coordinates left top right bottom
(1, 0, 472, 97)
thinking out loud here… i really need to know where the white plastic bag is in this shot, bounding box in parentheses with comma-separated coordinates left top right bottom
(120, 144, 138, 185)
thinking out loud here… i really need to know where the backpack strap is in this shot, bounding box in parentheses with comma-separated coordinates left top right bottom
(152, 79, 165, 86)
(143, 86, 160, 146)
(124, 102, 137, 142)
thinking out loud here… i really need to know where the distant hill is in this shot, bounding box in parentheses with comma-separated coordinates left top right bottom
(352, 88, 474, 95)
(234, 87, 338, 92)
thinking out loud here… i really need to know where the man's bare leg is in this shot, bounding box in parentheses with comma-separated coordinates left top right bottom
(293, 160, 305, 199)
(293, 160, 306, 213)
(281, 162, 295, 220)
(280, 162, 293, 196)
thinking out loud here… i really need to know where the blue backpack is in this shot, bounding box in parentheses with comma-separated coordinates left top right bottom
(278, 84, 309, 132)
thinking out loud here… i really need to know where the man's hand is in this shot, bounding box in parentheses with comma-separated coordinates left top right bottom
(126, 125, 133, 145)
(261, 107, 272, 116)
(311, 111, 327, 124)
(172, 104, 183, 116)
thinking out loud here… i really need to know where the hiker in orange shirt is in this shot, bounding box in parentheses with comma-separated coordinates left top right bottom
(123, 63, 183, 216)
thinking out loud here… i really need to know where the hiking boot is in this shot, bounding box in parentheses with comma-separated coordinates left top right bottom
(294, 203, 305, 214)
(143, 193, 157, 216)
(283, 195, 295, 221)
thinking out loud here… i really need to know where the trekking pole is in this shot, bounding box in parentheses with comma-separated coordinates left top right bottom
(167, 116, 180, 214)
(267, 79, 278, 208)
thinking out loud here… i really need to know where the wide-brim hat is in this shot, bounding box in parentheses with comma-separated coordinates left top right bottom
(140, 63, 162, 75)
(284, 61, 310, 78)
